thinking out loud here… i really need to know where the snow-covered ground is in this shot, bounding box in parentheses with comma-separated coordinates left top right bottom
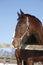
(0, 63, 17, 65)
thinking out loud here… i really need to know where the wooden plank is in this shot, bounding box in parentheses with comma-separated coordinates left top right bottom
(0, 57, 17, 64)
(20, 45, 43, 50)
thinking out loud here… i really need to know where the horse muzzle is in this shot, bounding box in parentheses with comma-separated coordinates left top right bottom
(12, 39, 19, 48)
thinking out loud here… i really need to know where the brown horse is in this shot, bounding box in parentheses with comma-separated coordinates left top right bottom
(12, 10, 43, 65)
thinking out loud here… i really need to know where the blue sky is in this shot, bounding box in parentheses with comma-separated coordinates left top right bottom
(0, 0, 43, 44)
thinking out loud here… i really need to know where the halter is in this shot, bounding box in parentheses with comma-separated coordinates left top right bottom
(14, 16, 29, 48)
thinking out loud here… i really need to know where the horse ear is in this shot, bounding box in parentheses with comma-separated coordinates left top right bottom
(20, 9, 24, 15)
(17, 12, 21, 17)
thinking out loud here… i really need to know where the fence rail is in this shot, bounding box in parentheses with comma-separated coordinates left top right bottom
(0, 56, 17, 64)
(0, 44, 43, 64)
(24, 45, 43, 50)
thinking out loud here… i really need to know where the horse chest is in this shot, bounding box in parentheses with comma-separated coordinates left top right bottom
(20, 49, 43, 60)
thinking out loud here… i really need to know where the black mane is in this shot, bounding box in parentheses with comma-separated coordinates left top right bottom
(25, 14, 42, 24)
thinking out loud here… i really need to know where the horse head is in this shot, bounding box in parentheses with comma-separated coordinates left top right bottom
(12, 9, 42, 48)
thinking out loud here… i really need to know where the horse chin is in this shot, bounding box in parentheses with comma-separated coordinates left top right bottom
(12, 43, 19, 48)
(14, 44, 19, 48)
